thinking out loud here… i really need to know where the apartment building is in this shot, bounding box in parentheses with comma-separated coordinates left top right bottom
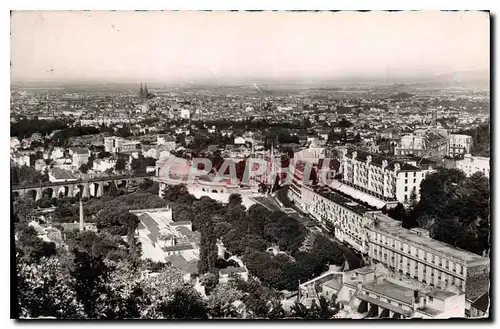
(455, 154, 490, 178)
(365, 213, 489, 294)
(340, 149, 429, 204)
(301, 185, 377, 252)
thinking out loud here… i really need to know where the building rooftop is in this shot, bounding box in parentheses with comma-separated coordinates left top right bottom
(427, 289, 457, 301)
(374, 213, 489, 265)
(322, 278, 343, 291)
(50, 168, 77, 180)
(363, 279, 415, 305)
(357, 293, 413, 317)
(314, 186, 377, 215)
(345, 148, 421, 171)
(163, 244, 195, 252)
(165, 254, 199, 274)
(170, 221, 192, 226)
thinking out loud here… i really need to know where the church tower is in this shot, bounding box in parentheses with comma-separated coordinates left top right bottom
(139, 83, 144, 99)
(144, 83, 149, 99)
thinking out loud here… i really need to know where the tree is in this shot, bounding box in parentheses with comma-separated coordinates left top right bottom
(207, 281, 244, 318)
(79, 163, 90, 174)
(16, 224, 57, 263)
(198, 216, 218, 275)
(407, 168, 490, 255)
(159, 287, 208, 319)
(268, 297, 286, 319)
(71, 250, 111, 318)
(115, 158, 127, 172)
(228, 193, 243, 207)
(290, 301, 309, 318)
(200, 272, 219, 295)
(312, 235, 344, 267)
(16, 256, 85, 319)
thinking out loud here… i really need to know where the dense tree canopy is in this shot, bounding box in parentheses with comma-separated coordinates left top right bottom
(385, 168, 491, 256)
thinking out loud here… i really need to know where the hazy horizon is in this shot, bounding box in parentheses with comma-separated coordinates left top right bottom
(11, 11, 490, 83)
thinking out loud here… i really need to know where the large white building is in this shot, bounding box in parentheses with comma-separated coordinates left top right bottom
(180, 109, 191, 120)
(129, 207, 200, 263)
(365, 213, 489, 294)
(295, 183, 489, 316)
(341, 149, 432, 205)
(104, 136, 141, 154)
(455, 154, 490, 178)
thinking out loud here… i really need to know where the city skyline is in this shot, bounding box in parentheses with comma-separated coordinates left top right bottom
(11, 11, 490, 83)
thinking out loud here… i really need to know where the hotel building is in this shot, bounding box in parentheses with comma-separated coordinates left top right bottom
(340, 149, 431, 204)
(364, 213, 489, 295)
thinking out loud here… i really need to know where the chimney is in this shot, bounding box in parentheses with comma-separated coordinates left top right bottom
(79, 200, 84, 232)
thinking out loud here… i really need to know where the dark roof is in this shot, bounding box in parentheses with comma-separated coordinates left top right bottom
(72, 148, 89, 155)
(345, 148, 420, 171)
(138, 213, 160, 246)
(466, 273, 490, 301)
(50, 168, 77, 180)
(425, 132, 447, 145)
(163, 244, 195, 252)
(165, 255, 199, 274)
(472, 291, 489, 313)
(171, 221, 192, 226)
(314, 186, 377, 215)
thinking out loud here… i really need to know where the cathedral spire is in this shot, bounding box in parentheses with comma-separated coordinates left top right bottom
(139, 82, 144, 99)
(144, 83, 149, 99)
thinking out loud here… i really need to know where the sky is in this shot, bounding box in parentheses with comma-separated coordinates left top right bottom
(10, 11, 490, 83)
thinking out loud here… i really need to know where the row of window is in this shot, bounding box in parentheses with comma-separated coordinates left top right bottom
(373, 250, 465, 289)
(372, 234, 464, 275)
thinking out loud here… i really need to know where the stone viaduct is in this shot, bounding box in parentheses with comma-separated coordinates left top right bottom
(11, 174, 153, 201)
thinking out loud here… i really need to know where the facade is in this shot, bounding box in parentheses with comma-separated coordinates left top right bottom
(455, 154, 490, 178)
(365, 213, 489, 295)
(92, 158, 116, 172)
(394, 131, 448, 158)
(448, 134, 473, 158)
(341, 149, 429, 204)
(104, 136, 141, 153)
(180, 109, 191, 120)
(301, 185, 376, 252)
(71, 148, 90, 168)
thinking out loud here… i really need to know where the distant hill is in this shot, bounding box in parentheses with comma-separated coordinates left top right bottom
(432, 70, 490, 88)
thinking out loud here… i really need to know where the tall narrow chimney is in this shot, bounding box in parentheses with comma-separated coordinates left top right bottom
(79, 200, 84, 232)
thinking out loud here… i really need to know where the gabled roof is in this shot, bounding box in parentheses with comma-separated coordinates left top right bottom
(50, 168, 77, 180)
